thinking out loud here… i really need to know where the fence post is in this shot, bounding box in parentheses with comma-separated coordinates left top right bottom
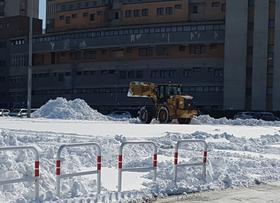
(173, 140, 208, 184)
(56, 143, 102, 198)
(117, 142, 157, 192)
(0, 146, 40, 202)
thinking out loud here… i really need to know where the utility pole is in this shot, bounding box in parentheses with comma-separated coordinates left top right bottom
(27, 0, 33, 118)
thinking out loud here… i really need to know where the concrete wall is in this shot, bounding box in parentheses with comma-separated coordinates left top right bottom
(251, 0, 269, 110)
(273, 0, 280, 111)
(224, 0, 248, 110)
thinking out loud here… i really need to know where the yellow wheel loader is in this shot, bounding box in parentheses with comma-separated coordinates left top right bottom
(127, 81, 198, 124)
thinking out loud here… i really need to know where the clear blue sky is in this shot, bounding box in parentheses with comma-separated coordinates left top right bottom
(39, 0, 46, 27)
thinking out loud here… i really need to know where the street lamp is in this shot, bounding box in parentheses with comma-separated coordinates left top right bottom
(27, 0, 33, 118)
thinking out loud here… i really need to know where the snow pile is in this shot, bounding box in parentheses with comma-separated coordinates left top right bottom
(32, 97, 109, 121)
(192, 115, 280, 127)
(0, 128, 280, 202)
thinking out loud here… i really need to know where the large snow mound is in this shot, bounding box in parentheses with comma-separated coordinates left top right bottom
(192, 115, 280, 127)
(32, 97, 109, 121)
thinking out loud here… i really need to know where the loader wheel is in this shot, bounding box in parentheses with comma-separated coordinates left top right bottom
(177, 118, 192, 124)
(158, 107, 170, 124)
(138, 107, 153, 124)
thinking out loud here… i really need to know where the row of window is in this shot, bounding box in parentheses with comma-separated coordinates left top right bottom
(11, 39, 25, 46)
(183, 86, 223, 92)
(0, 23, 10, 30)
(59, 11, 104, 24)
(8, 67, 223, 83)
(33, 23, 225, 43)
(184, 68, 223, 78)
(10, 55, 28, 67)
(190, 2, 225, 15)
(32, 87, 128, 96)
(57, 0, 107, 12)
(124, 5, 181, 18)
(32, 70, 144, 80)
(31, 86, 223, 96)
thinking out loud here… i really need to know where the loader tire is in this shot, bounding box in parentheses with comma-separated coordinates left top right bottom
(177, 118, 192, 124)
(158, 107, 170, 124)
(138, 106, 153, 124)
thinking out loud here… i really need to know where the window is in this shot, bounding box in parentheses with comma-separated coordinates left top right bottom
(193, 67, 201, 72)
(120, 71, 126, 79)
(214, 69, 223, 77)
(179, 46, 186, 51)
(142, 9, 148, 16)
(157, 7, 164, 15)
(101, 70, 115, 75)
(136, 70, 143, 79)
(175, 4, 182, 9)
(166, 7, 173, 15)
(184, 69, 191, 77)
(72, 13, 77, 18)
(58, 73, 64, 82)
(83, 49, 96, 59)
(115, 12, 119, 19)
(139, 48, 153, 56)
(97, 11, 104, 16)
(156, 47, 168, 56)
(59, 15, 64, 20)
(126, 47, 132, 53)
(150, 70, 158, 78)
(65, 16, 70, 24)
(134, 9, 140, 17)
(190, 45, 207, 55)
(160, 70, 167, 78)
(128, 71, 135, 78)
(125, 10, 132, 17)
(211, 2, 220, 7)
(191, 5, 198, 14)
(83, 12, 88, 17)
(90, 13, 95, 21)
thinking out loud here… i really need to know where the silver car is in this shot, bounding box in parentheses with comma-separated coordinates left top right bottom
(0, 109, 10, 116)
(9, 108, 28, 117)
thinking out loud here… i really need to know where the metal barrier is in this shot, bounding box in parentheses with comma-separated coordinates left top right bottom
(0, 146, 40, 202)
(56, 143, 102, 197)
(174, 140, 208, 183)
(117, 141, 157, 192)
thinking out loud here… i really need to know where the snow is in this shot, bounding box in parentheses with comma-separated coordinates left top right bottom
(0, 120, 280, 202)
(0, 98, 280, 202)
(32, 97, 109, 121)
(193, 114, 280, 127)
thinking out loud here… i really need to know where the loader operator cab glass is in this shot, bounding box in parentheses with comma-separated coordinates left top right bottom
(158, 85, 182, 102)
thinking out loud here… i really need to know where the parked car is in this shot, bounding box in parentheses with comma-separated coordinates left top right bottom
(255, 112, 280, 121)
(0, 109, 10, 116)
(234, 112, 256, 120)
(108, 111, 132, 119)
(9, 108, 28, 117)
(234, 111, 280, 121)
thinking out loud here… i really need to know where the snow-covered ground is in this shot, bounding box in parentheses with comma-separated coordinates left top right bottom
(0, 118, 280, 202)
(0, 98, 280, 202)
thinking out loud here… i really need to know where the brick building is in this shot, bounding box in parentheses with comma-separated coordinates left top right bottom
(1, 0, 279, 114)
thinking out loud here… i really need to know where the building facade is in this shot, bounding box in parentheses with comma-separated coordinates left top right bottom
(1, 0, 279, 113)
(224, 0, 279, 112)
(0, 0, 39, 18)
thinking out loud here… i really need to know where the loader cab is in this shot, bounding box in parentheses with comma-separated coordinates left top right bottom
(157, 84, 182, 102)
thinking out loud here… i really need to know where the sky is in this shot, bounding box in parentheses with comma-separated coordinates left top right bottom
(39, 0, 46, 27)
